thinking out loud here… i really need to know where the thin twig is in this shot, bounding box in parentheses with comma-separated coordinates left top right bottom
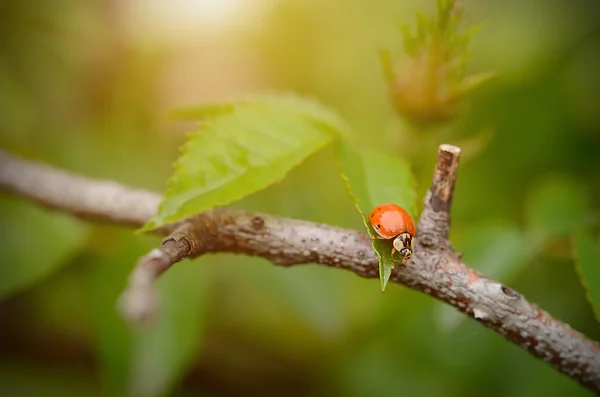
(119, 214, 219, 322)
(119, 223, 194, 323)
(0, 148, 599, 394)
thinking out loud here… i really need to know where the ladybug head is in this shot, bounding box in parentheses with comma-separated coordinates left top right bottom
(393, 232, 413, 261)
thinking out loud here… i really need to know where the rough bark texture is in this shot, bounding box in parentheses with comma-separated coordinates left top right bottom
(0, 147, 599, 394)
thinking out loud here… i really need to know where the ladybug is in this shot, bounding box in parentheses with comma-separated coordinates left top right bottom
(369, 203, 416, 267)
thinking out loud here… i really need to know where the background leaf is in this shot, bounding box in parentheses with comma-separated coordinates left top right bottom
(573, 230, 600, 323)
(171, 93, 350, 137)
(169, 103, 236, 121)
(336, 140, 416, 217)
(130, 258, 210, 397)
(88, 229, 139, 395)
(525, 175, 592, 241)
(143, 94, 347, 231)
(0, 195, 89, 300)
(89, 229, 210, 397)
(336, 139, 416, 291)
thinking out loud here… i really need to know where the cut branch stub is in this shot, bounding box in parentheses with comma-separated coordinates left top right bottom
(417, 144, 461, 249)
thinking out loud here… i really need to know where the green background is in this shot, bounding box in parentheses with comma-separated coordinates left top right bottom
(1, 0, 600, 396)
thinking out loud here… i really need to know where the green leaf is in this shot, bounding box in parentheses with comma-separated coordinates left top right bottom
(89, 230, 210, 397)
(89, 230, 139, 395)
(459, 223, 538, 284)
(525, 175, 593, 241)
(248, 93, 351, 136)
(169, 103, 235, 121)
(171, 93, 350, 137)
(373, 239, 394, 292)
(142, 93, 347, 231)
(336, 140, 416, 291)
(246, 257, 350, 339)
(0, 195, 89, 300)
(573, 230, 600, 323)
(336, 140, 416, 218)
(434, 222, 538, 332)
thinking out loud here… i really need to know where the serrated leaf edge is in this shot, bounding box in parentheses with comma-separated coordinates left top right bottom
(141, 96, 344, 232)
(334, 140, 410, 292)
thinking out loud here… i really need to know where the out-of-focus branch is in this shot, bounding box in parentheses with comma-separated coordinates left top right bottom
(118, 213, 220, 323)
(0, 149, 160, 227)
(119, 223, 194, 323)
(0, 147, 599, 394)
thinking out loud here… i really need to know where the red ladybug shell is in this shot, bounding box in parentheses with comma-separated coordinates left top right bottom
(369, 203, 415, 239)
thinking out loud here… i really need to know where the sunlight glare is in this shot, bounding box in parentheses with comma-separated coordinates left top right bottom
(120, 0, 258, 46)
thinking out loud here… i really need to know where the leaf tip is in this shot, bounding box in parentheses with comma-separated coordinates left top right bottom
(136, 219, 159, 234)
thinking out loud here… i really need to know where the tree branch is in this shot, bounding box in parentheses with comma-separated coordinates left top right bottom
(119, 214, 220, 322)
(1, 148, 599, 394)
(119, 223, 195, 323)
(0, 149, 160, 227)
(417, 143, 461, 249)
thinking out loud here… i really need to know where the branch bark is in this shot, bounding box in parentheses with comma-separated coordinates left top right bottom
(0, 149, 160, 227)
(118, 224, 195, 323)
(1, 148, 599, 394)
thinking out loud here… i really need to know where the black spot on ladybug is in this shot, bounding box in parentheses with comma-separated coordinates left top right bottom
(376, 224, 381, 229)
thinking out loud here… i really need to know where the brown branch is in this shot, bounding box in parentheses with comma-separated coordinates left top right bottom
(417, 144, 461, 249)
(1, 148, 599, 394)
(0, 149, 160, 227)
(119, 223, 194, 323)
(119, 213, 219, 323)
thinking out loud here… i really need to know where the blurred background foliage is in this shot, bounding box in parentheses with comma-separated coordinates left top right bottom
(1, 0, 600, 396)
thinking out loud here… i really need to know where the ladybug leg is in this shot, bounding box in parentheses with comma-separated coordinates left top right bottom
(400, 249, 413, 266)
